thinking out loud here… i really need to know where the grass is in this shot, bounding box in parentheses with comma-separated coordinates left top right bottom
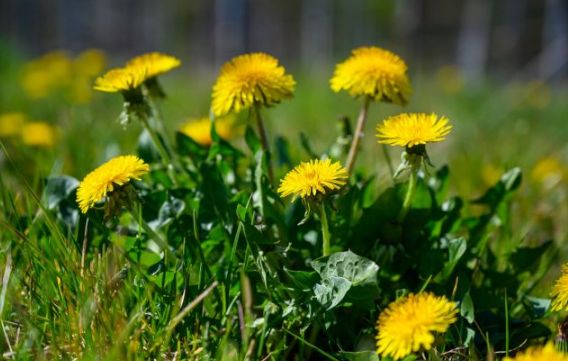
(1, 49, 568, 360)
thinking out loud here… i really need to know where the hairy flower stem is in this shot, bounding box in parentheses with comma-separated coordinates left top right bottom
(398, 161, 419, 223)
(346, 96, 371, 174)
(252, 105, 274, 181)
(320, 203, 331, 257)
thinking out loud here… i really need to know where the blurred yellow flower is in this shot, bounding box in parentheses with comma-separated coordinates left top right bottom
(74, 49, 107, 77)
(531, 156, 566, 187)
(551, 264, 568, 312)
(0, 112, 26, 137)
(377, 113, 452, 148)
(21, 122, 56, 147)
(481, 163, 502, 186)
(22, 51, 73, 99)
(94, 67, 147, 93)
(278, 159, 348, 200)
(331, 46, 411, 105)
(503, 343, 568, 361)
(212, 53, 295, 117)
(376, 292, 458, 360)
(76, 155, 150, 214)
(435, 65, 464, 95)
(179, 116, 234, 146)
(126, 52, 181, 79)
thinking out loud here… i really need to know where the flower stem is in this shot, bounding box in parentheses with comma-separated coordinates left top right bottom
(252, 105, 274, 181)
(139, 115, 173, 167)
(320, 203, 331, 257)
(398, 162, 418, 223)
(130, 204, 175, 260)
(346, 96, 371, 174)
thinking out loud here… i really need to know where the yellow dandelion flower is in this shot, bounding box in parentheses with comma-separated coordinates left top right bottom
(21, 122, 56, 147)
(74, 49, 107, 77)
(22, 51, 73, 98)
(94, 67, 146, 93)
(376, 292, 458, 360)
(503, 343, 568, 361)
(0, 112, 26, 137)
(331, 46, 411, 105)
(211, 53, 295, 117)
(531, 156, 566, 186)
(278, 159, 348, 200)
(126, 52, 181, 79)
(180, 116, 234, 146)
(551, 264, 568, 312)
(76, 155, 150, 214)
(377, 113, 452, 148)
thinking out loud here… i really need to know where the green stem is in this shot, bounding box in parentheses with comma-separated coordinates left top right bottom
(252, 105, 274, 182)
(397, 164, 418, 223)
(320, 203, 331, 257)
(346, 96, 371, 174)
(139, 115, 173, 167)
(130, 204, 175, 260)
(382, 143, 395, 182)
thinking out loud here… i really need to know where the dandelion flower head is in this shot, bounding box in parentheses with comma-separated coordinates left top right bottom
(503, 343, 568, 361)
(76, 155, 150, 213)
(212, 53, 295, 117)
(180, 116, 234, 146)
(126, 52, 181, 79)
(376, 292, 458, 360)
(278, 159, 348, 200)
(551, 264, 568, 312)
(94, 67, 147, 93)
(331, 46, 411, 105)
(0, 112, 26, 137)
(377, 113, 451, 148)
(21, 122, 56, 147)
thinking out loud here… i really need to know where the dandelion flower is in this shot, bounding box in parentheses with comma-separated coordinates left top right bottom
(212, 53, 295, 117)
(377, 113, 451, 148)
(74, 49, 107, 77)
(94, 67, 146, 93)
(376, 292, 458, 360)
(0, 112, 26, 137)
(503, 343, 568, 361)
(551, 264, 568, 312)
(126, 52, 181, 79)
(21, 122, 56, 147)
(22, 51, 73, 99)
(531, 156, 566, 187)
(331, 46, 411, 105)
(76, 155, 150, 214)
(180, 116, 234, 146)
(278, 159, 348, 200)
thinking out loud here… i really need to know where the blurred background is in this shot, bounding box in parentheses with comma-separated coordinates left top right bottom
(1, 0, 567, 80)
(0, 0, 567, 244)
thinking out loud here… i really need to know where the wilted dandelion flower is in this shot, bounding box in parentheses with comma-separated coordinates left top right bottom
(76, 155, 149, 214)
(377, 113, 451, 148)
(21, 122, 56, 147)
(278, 159, 348, 200)
(376, 292, 458, 360)
(0, 112, 26, 137)
(212, 53, 295, 117)
(503, 343, 568, 361)
(551, 264, 568, 312)
(126, 52, 181, 79)
(180, 116, 234, 146)
(331, 46, 411, 105)
(94, 67, 147, 93)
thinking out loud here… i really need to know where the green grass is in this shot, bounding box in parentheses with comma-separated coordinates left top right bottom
(1, 51, 568, 360)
